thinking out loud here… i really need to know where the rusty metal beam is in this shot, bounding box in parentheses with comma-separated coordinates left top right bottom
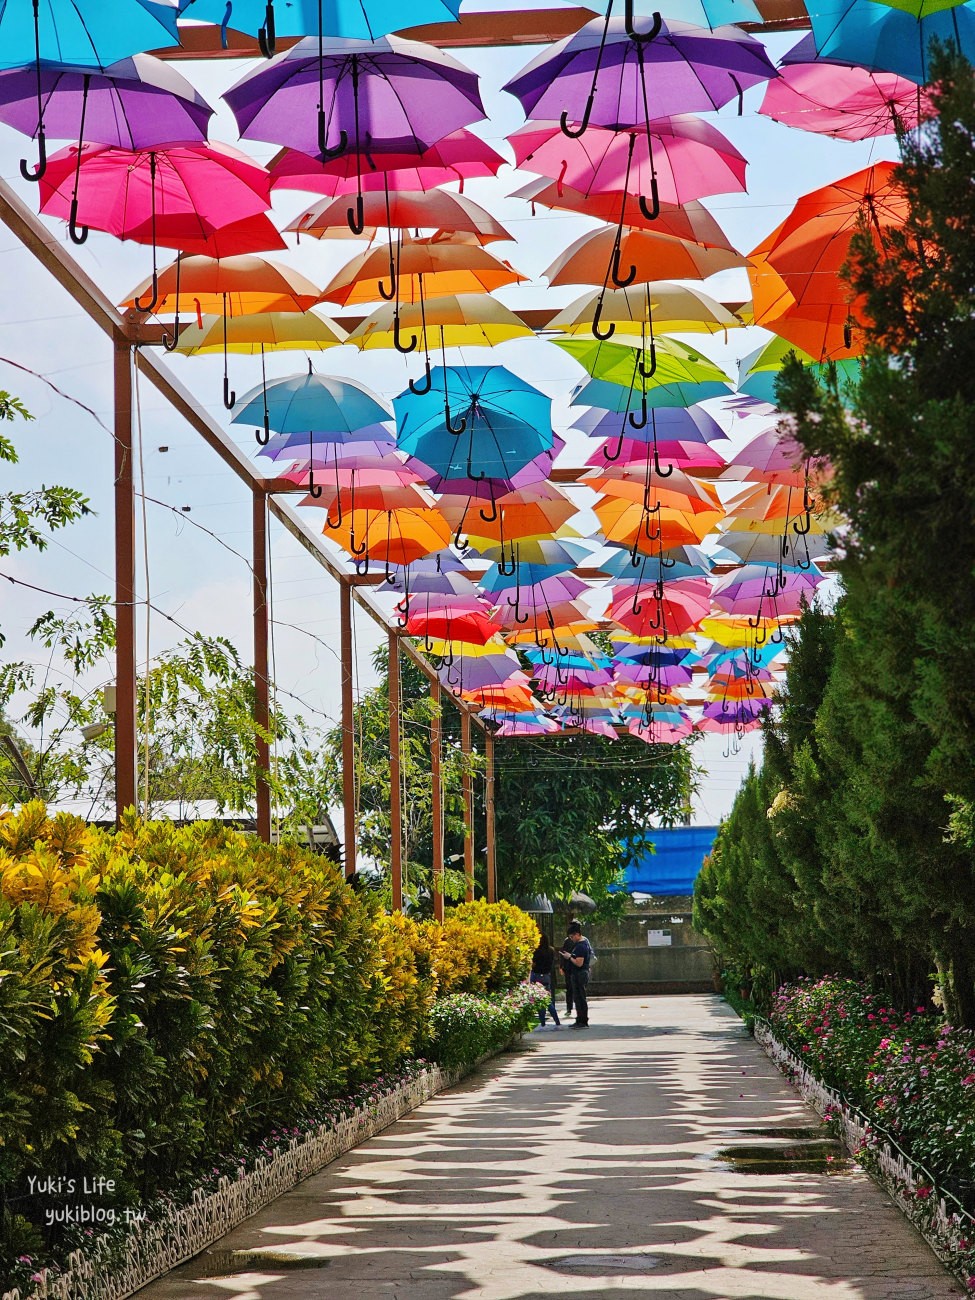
(339, 584, 357, 878)
(114, 342, 138, 821)
(253, 487, 272, 842)
(389, 631, 404, 911)
(461, 709, 475, 902)
(431, 679, 445, 923)
(485, 732, 497, 903)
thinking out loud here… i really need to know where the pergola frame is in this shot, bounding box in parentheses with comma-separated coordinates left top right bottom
(0, 4, 813, 909)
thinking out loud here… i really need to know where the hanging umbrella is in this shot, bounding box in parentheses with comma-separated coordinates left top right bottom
(439, 483, 576, 554)
(0, 0, 180, 179)
(259, 428, 395, 465)
(556, 336, 730, 390)
(586, 464, 723, 511)
(503, 16, 776, 133)
(268, 129, 506, 196)
(319, 233, 526, 308)
(287, 188, 512, 244)
(715, 528, 833, 567)
(232, 369, 390, 479)
(572, 401, 727, 444)
(0, 56, 214, 203)
(511, 176, 737, 245)
(40, 140, 270, 278)
(594, 492, 724, 550)
(172, 309, 347, 354)
(719, 428, 831, 488)
(545, 225, 745, 294)
(759, 39, 932, 139)
(224, 35, 484, 232)
(584, 432, 727, 475)
(711, 563, 826, 616)
(179, 0, 461, 54)
(807, 0, 975, 82)
(509, 118, 748, 213)
(550, 282, 741, 338)
(410, 436, 560, 500)
(574, 375, 730, 414)
(395, 365, 552, 479)
(347, 295, 533, 353)
(737, 335, 861, 406)
(439, 653, 527, 694)
(321, 505, 450, 575)
(600, 542, 713, 581)
(697, 697, 769, 732)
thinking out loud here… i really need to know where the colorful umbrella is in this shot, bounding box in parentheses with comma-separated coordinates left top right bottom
(545, 226, 745, 297)
(319, 233, 526, 308)
(179, 0, 461, 53)
(0, 0, 180, 178)
(347, 295, 533, 353)
(268, 129, 505, 196)
(549, 282, 741, 338)
(807, 0, 975, 82)
(224, 36, 484, 231)
(172, 309, 347, 354)
(287, 188, 512, 245)
(503, 17, 777, 132)
(511, 177, 737, 245)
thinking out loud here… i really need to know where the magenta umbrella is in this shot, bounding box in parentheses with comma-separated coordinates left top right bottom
(584, 435, 726, 475)
(38, 141, 270, 290)
(224, 36, 485, 233)
(508, 117, 748, 209)
(697, 698, 769, 733)
(760, 44, 932, 140)
(719, 428, 829, 487)
(711, 565, 826, 617)
(268, 130, 506, 197)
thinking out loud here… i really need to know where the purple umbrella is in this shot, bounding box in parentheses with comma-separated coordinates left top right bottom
(698, 697, 769, 733)
(503, 19, 776, 198)
(224, 35, 484, 233)
(438, 653, 526, 695)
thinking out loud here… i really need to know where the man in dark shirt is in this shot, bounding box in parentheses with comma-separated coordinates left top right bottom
(560, 922, 594, 1029)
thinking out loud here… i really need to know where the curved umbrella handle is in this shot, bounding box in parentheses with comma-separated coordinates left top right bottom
(134, 269, 160, 315)
(611, 245, 636, 288)
(843, 321, 854, 349)
(409, 358, 432, 395)
(479, 494, 498, 523)
(628, 390, 649, 430)
(592, 298, 616, 341)
(560, 94, 594, 140)
(378, 245, 397, 300)
(395, 605, 409, 630)
(625, 3, 662, 42)
(445, 401, 467, 435)
(347, 192, 366, 235)
(20, 127, 46, 183)
(68, 197, 89, 245)
(497, 545, 517, 577)
(603, 428, 625, 462)
(255, 414, 271, 446)
(326, 497, 343, 530)
(258, 1, 276, 56)
(638, 342, 657, 379)
(653, 450, 673, 479)
(319, 115, 348, 161)
(638, 178, 660, 223)
(354, 554, 370, 576)
(162, 253, 183, 352)
(631, 591, 643, 617)
(308, 466, 323, 500)
(393, 311, 418, 354)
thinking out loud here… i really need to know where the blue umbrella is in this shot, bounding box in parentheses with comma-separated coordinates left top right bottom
(600, 543, 711, 583)
(572, 376, 730, 413)
(809, 0, 975, 81)
(179, 0, 461, 54)
(477, 543, 593, 593)
(233, 368, 390, 496)
(395, 365, 552, 482)
(0, 0, 180, 179)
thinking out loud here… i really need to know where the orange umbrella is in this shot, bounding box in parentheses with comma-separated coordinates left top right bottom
(594, 494, 723, 550)
(326, 506, 451, 577)
(511, 179, 738, 247)
(287, 189, 512, 245)
(440, 484, 578, 553)
(583, 465, 722, 512)
(318, 232, 526, 308)
(545, 226, 745, 289)
(121, 253, 320, 316)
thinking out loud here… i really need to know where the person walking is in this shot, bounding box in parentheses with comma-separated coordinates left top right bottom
(560, 921, 594, 1029)
(530, 931, 561, 1029)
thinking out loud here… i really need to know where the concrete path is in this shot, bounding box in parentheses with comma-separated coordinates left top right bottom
(141, 996, 963, 1299)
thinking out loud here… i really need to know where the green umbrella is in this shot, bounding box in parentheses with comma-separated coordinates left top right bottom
(867, 0, 965, 18)
(554, 335, 730, 392)
(738, 337, 860, 407)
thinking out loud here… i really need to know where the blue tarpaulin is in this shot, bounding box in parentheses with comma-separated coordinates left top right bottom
(619, 826, 718, 896)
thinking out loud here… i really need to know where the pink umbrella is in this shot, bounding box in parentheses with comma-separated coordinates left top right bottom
(268, 130, 507, 196)
(711, 565, 826, 617)
(491, 714, 561, 736)
(719, 428, 830, 487)
(584, 436, 727, 476)
(760, 36, 932, 142)
(508, 118, 748, 208)
(628, 715, 694, 744)
(609, 577, 712, 638)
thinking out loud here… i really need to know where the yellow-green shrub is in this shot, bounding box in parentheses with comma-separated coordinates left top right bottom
(426, 900, 537, 995)
(373, 912, 437, 1067)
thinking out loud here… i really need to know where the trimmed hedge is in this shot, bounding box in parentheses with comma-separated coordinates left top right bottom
(0, 803, 534, 1281)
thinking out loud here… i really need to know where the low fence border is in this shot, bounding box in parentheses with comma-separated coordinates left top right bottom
(754, 1017, 975, 1287)
(3, 1047, 501, 1300)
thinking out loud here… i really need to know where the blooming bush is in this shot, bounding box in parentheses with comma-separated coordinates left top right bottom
(424, 984, 550, 1070)
(424, 899, 537, 995)
(770, 978, 975, 1202)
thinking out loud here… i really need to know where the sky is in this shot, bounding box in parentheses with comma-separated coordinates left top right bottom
(0, 4, 898, 826)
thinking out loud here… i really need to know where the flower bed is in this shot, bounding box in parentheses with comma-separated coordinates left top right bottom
(765, 977, 975, 1290)
(425, 983, 551, 1070)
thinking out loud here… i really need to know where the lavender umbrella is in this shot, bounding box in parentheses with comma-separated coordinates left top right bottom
(503, 17, 777, 141)
(224, 35, 484, 233)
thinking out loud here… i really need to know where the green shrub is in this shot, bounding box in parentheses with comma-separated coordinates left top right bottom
(424, 984, 549, 1070)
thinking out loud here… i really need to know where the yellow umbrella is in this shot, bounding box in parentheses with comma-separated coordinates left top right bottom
(347, 293, 533, 350)
(172, 310, 347, 354)
(699, 614, 798, 647)
(548, 282, 743, 338)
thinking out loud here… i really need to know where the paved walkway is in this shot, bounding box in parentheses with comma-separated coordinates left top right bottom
(142, 996, 962, 1299)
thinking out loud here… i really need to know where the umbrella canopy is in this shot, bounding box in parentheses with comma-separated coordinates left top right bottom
(287, 188, 512, 244)
(327, 506, 452, 571)
(39, 140, 271, 249)
(760, 42, 932, 139)
(120, 254, 320, 314)
(268, 130, 506, 195)
(503, 17, 777, 125)
(737, 335, 861, 405)
(556, 336, 730, 390)
(347, 294, 533, 351)
(440, 484, 577, 549)
(395, 365, 552, 480)
(179, 0, 461, 43)
(173, 310, 347, 354)
(572, 402, 728, 445)
(0, 2, 179, 71)
(594, 493, 724, 549)
(509, 118, 748, 209)
(319, 234, 526, 307)
(715, 528, 833, 566)
(545, 225, 745, 288)
(549, 282, 741, 337)
(224, 35, 484, 161)
(0, 54, 213, 151)
(807, 0, 975, 82)
(511, 176, 737, 244)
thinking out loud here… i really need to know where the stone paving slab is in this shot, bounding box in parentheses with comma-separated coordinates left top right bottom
(139, 996, 963, 1300)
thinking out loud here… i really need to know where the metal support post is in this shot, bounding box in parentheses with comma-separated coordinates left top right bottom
(252, 488, 271, 842)
(114, 339, 138, 821)
(485, 732, 497, 903)
(389, 632, 403, 911)
(431, 679, 444, 922)
(340, 584, 357, 878)
(461, 709, 474, 901)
